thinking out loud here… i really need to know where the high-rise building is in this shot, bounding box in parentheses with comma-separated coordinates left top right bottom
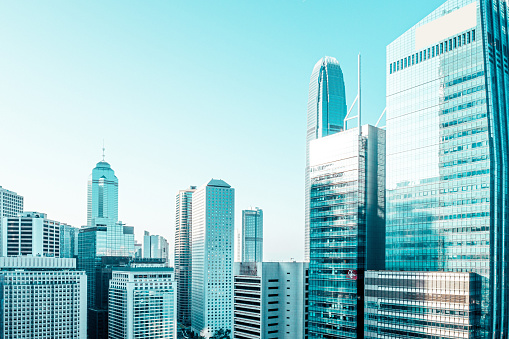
(87, 160, 118, 227)
(191, 179, 234, 337)
(175, 185, 196, 327)
(385, 0, 505, 336)
(233, 262, 309, 339)
(364, 271, 481, 338)
(109, 262, 177, 339)
(308, 125, 386, 338)
(305, 56, 347, 261)
(0, 256, 87, 338)
(241, 207, 263, 262)
(79, 158, 135, 339)
(60, 223, 79, 258)
(0, 185, 23, 220)
(2, 211, 63, 257)
(143, 231, 169, 263)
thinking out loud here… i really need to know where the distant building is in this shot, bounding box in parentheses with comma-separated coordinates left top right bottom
(2, 211, 65, 257)
(143, 231, 169, 263)
(109, 262, 177, 339)
(60, 224, 79, 258)
(241, 208, 263, 262)
(308, 125, 386, 338)
(0, 256, 87, 338)
(233, 262, 308, 339)
(364, 271, 481, 338)
(191, 179, 234, 337)
(134, 240, 142, 258)
(175, 185, 196, 327)
(87, 160, 118, 227)
(0, 186, 23, 230)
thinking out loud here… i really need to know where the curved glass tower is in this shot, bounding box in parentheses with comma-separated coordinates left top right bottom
(87, 160, 118, 227)
(305, 56, 347, 260)
(384, 0, 509, 337)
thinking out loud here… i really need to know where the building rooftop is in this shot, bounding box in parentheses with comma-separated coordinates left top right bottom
(206, 179, 231, 188)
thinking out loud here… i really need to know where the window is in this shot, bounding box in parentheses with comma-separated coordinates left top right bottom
(467, 31, 471, 44)
(458, 35, 462, 47)
(420, 51, 422, 62)
(412, 54, 415, 65)
(472, 30, 476, 41)
(454, 37, 457, 48)
(463, 33, 466, 45)
(432, 47, 435, 57)
(390, 64, 393, 74)
(404, 58, 407, 68)
(440, 43, 443, 54)
(428, 48, 430, 59)
(397, 61, 399, 71)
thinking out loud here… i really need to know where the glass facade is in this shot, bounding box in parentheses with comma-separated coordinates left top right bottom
(87, 160, 118, 227)
(241, 207, 263, 262)
(175, 186, 196, 327)
(364, 271, 481, 338)
(60, 224, 78, 258)
(385, 0, 509, 336)
(308, 125, 385, 338)
(305, 57, 348, 261)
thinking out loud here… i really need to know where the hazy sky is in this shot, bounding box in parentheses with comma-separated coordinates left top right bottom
(0, 0, 445, 262)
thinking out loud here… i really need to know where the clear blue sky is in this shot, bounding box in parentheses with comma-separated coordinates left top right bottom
(0, 0, 445, 262)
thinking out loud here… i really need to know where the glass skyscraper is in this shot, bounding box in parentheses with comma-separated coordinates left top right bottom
(87, 160, 118, 227)
(305, 56, 347, 261)
(241, 207, 263, 262)
(385, 0, 508, 336)
(308, 125, 385, 338)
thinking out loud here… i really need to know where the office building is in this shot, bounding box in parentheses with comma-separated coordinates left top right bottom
(143, 231, 169, 263)
(175, 185, 196, 327)
(385, 0, 505, 336)
(308, 125, 385, 338)
(305, 56, 347, 261)
(241, 207, 263, 262)
(364, 271, 481, 338)
(191, 179, 234, 337)
(0, 185, 23, 224)
(233, 262, 308, 339)
(79, 158, 135, 339)
(2, 211, 63, 257)
(109, 262, 177, 339)
(87, 159, 118, 227)
(134, 240, 142, 258)
(60, 224, 79, 258)
(0, 256, 87, 338)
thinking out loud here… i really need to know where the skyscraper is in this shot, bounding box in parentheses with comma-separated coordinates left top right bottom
(385, 0, 505, 336)
(143, 231, 169, 263)
(60, 224, 79, 258)
(241, 207, 263, 262)
(175, 185, 196, 327)
(109, 262, 177, 339)
(305, 56, 347, 261)
(2, 211, 62, 257)
(0, 257, 87, 339)
(87, 159, 118, 227)
(0, 186, 23, 220)
(191, 179, 234, 337)
(308, 125, 385, 338)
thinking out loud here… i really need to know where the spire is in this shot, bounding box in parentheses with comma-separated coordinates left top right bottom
(102, 140, 105, 161)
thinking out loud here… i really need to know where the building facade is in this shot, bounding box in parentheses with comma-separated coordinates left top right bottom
(233, 262, 308, 339)
(0, 186, 23, 227)
(305, 56, 348, 261)
(175, 185, 196, 327)
(191, 179, 234, 337)
(308, 125, 386, 338)
(0, 256, 87, 339)
(364, 271, 481, 338)
(385, 0, 507, 336)
(109, 263, 177, 339)
(2, 211, 63, 257)
(143, 231, 169, 263)
(60, 223, 79, 258)
(241, 208, 263, 262)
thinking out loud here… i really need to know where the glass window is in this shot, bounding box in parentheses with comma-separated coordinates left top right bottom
(404, 58, 407, 68)
(472, 29, 476, 41)
(397, 60, 399, 71)
(467, 32, 471, 43)
(454, 37, 457, 48)
(445, 41, 448, 52)
(412, 55, 415, 65)
(463, 33, 466, 45)
(449, 39, 452, 50)
(428, 48, 430, 59)
(440, 43, 443, 54)
(420, 51, 422, 62)
(458, 35, 462, 47)
(432, 47, 435, 57)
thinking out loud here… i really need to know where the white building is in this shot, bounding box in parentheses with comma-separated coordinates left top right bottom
(0, 256, 87, 338)
(2, 211, 67, 257)
(143, 231, 169, 263)
(0, 186, 23, 241)
(191, 179, 234, 337)
(233, 262, 308, 339)
(109, 262, 177, 339)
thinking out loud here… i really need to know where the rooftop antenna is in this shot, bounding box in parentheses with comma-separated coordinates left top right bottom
(102, 140, 105, 161)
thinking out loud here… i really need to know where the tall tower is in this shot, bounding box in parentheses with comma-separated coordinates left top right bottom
(175, 185, 196, 327)
(305, 56, 347, 261)
(191, 179, 234, 337)
(87, 159, 118, 227)
(384, 0, 506, 336)
(241, 207, 263, 262)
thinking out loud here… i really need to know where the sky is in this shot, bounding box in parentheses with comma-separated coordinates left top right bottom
(0, 0, 446, 263)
